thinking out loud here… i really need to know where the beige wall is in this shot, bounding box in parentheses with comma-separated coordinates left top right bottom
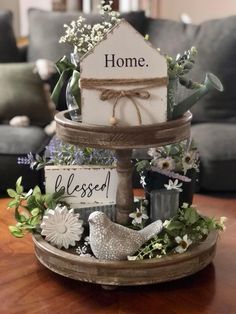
(159, 0, 236, 24)
(0, 0, 20, 37)
(19, 0, 52, 37)
(0, 0, 51, 37)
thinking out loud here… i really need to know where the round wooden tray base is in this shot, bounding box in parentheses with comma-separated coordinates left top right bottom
(33, 231, 218, 288)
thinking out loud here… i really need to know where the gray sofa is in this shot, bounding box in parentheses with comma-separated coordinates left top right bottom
(145, 15, 236, 191)
(0, 9, 236, 192)
(0, 11, 52, 192)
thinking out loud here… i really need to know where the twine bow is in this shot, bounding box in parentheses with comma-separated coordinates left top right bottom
(80, 77, 168, 125)
(100, 88, 151, 125)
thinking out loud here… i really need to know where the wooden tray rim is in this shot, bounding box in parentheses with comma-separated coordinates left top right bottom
(33, 231, 218, 269)
(55, 111, 192, 134)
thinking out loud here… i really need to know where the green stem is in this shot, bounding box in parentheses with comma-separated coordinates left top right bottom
(167, 77, 178, 120)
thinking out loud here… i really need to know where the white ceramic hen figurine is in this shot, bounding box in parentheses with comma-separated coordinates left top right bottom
(88, 211, 162, 260)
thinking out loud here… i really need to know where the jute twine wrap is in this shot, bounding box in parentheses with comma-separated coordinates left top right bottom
(80, 77, 168, 125)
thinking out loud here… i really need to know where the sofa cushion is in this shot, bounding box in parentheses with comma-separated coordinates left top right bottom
(0, 10, 20, 62)
(0, 125, 49, 154)
(0, 63, 53, 126)
(146, 15, 236, 124)
(192, 123, 236, 191)
(28, 9, 146, 62)
(0, 125, 49, 192)
(146, 17, 197, 57)
(189, 16, 236, 123)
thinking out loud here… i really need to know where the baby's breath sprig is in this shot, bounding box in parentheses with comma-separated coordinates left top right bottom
(59, 0, 120, 56)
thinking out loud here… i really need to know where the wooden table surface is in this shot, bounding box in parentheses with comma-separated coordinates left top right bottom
(0, 194, 236, 314)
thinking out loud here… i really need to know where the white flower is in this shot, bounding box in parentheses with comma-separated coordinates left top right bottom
(84, 236, 90, 244)
(79, 253, 94, 258)
(164, 179, 183, 192)
(153, 157, 175, 171)
(182, 202, 189, 208)
(220, 216, 227, 224)
(182, 150, 198, 174)
(23, 188, 33, 198)
(41, 205, 84, 249)
(175, 234, 192, 253)
(152, 243, 163, 250)
(129, 208, 148, 225)
(127, 255, 138, 261)
(163, 220, 170, 228)
(140, 175, 146, 188)
(148, 148, 159, 158)
(218, 216, 227, 231)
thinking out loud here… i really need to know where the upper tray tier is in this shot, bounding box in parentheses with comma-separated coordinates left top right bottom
(55, 111, 192, 149)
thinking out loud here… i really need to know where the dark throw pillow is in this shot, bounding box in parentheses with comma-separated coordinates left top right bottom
(0, 10, 20, 62)
(146, 15, 236, 123)
(0, 63, 53, 126)
(189, 15, 236, 123)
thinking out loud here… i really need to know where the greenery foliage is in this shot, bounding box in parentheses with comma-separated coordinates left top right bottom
(128, 203, 226, 260)
(135, 139, 199, 180)
(166, 47, 201, 88)
(7, 177, 64, 238)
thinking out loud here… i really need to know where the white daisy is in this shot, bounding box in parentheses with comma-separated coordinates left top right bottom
(175, 234, 192, 253)
(153, 157, 175, 171)
(41, 205, 84, 249)
(182, 151, 198, 174)
(129, 208, 149, 225)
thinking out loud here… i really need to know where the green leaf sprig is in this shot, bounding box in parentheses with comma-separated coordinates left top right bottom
(7, 177, 65, 238)
(129, 203, 226, 260)
(167, 47, 202, 89)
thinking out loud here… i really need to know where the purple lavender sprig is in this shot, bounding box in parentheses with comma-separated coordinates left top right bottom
(17, 137, 117, 170)
(18, 153, 51, 170)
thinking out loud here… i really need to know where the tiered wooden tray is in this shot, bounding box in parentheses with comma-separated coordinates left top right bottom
(33, 110, 218, 287)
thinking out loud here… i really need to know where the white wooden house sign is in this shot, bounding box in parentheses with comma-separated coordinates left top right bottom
(80, 19, 168, 127)
(45, 165, 118, 207)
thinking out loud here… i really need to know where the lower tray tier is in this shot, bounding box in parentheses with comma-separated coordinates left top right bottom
(33, 231, 217, 287)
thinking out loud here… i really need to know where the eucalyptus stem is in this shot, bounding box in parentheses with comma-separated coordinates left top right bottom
(167, 77, 178, 120)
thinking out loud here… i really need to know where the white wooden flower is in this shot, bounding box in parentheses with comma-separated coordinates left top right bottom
(41, 205, 84, 249)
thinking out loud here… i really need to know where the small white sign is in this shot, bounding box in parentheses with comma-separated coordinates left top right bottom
(45, 165, 118, 207)
(80, 19, 168, 127)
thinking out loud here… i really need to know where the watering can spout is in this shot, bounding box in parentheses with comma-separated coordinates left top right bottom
(172, 73, 224, 119)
